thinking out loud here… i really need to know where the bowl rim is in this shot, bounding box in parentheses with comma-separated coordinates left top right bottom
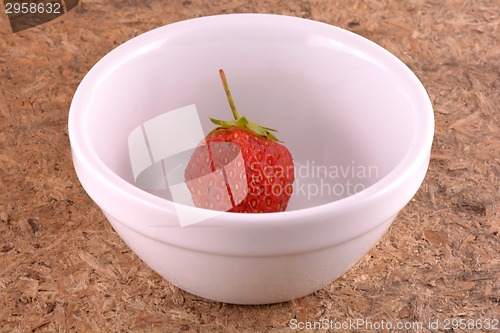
(68, 13, 434, 228)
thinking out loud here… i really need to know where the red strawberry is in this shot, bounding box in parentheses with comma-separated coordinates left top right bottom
(184, 70, 294, 213)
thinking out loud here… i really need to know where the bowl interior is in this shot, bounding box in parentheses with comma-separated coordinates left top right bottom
(78, 15, 426, 211)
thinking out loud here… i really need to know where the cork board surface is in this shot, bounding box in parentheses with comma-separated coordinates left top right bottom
(0, 1, 498, 332)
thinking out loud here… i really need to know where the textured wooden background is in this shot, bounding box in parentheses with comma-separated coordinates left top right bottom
(0, 1, 498, 332)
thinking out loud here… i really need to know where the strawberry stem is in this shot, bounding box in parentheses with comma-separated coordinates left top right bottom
(219, 69, 240, 120)
(212, 69, 282, 142)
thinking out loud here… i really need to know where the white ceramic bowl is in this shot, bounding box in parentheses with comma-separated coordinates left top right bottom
(69, 14, 434, 304)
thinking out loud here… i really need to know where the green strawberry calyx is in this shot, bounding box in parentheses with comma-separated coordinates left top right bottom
(208, 69, 281, 142)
